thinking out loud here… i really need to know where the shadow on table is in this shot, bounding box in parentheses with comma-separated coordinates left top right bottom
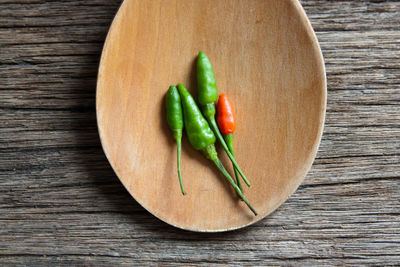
(75, 110, 253, 239)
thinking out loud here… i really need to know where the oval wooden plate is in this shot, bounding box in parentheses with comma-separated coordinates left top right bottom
(96, 0, 326, 232)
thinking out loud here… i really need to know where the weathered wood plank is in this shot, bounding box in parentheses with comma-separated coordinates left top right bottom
(0, 0, 399, 265)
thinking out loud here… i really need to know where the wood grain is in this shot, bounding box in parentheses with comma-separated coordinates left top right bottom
(96, 0, 326, 231)
(0, 0, 399, 265)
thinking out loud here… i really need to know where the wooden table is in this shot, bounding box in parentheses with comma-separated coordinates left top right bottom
(1, 0, 399, 265)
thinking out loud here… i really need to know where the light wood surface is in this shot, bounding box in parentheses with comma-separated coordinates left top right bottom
(96, 0, 326, 231)
(1, 0, 399, 265)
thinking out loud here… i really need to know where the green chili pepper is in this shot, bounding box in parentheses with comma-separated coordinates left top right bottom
(177, 83, 257, 216)
(166, 85, 185, 195)
(197, 51, 251, 187)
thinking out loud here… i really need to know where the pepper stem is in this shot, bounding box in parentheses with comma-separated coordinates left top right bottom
(210, 155, 257, 216)
(177, 138, 185, 195)
(225, 133, 242, 191)
(208, 117, 251, 187)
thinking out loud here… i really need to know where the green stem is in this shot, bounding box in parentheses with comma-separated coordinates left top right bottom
(208, 117, 251, 187)
(211, 157, 257, 216)
(177, 138, 185, 195)
(225, 133, 242, 191)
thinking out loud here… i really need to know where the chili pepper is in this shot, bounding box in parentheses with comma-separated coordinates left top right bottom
(177, 83, 257, 215)
(166, 85, 185, 195)
(197, 51, 251, 187)
(217, 93, 241, 190)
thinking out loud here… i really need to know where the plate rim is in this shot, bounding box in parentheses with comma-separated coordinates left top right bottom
(95, 0, 327, 232)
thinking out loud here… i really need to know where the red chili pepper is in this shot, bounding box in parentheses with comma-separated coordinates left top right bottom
(216, 94, 241, 190)
(217, 94, 236, 134)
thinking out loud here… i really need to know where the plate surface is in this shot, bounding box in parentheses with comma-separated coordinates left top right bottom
(97, 0, 326, 232)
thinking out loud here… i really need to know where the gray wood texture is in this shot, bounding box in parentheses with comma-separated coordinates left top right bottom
(0, 0, 399, 265)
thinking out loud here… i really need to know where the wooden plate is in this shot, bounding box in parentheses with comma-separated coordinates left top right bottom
(96, 0, 326, 232)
